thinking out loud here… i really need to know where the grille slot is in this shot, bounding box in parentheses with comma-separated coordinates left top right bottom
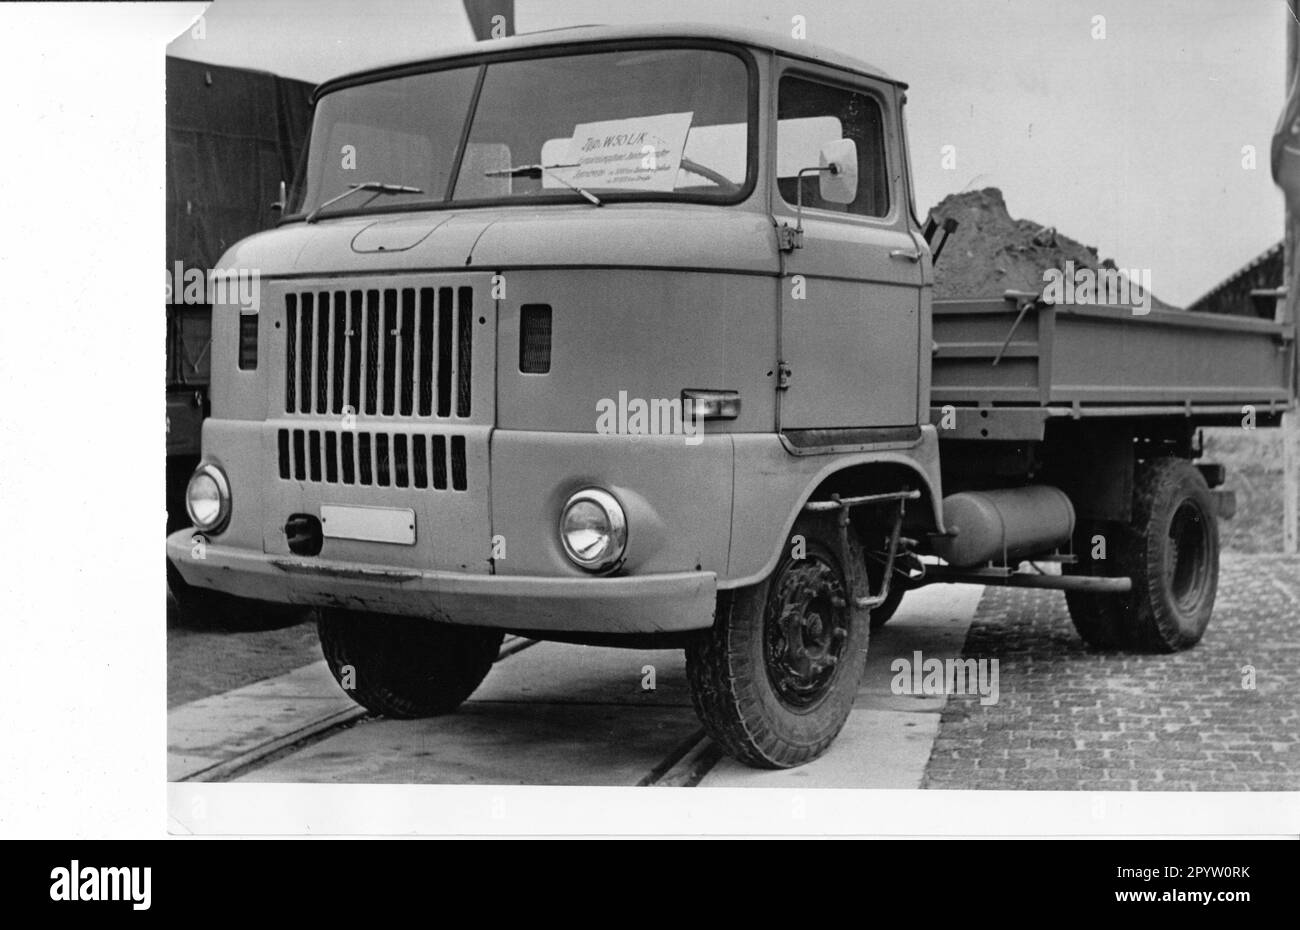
(278, 428, 470, 492)
(418, 288, 435, 415)
(284, 286, 473, 420)
(364, 290, 379, 415)
(358, 432, 372, 485)
(457, 286, 473, 417)
(436, 287, 453, 416)
(394, 433, 409, 487)
(376, 433, 390, 486)
(299, 293, 314, 414)
(309, 429, 322, 482)
(340, 432, 355, 484)
(431, 435, 448, 490)
(315, 294, 329, 413)
(331, 291, 346, 414)
(324, 431, 338, 483)
(284, 294, 297, 411)
(451, 435, 467, 491)
(277, 429, 290, 480)
(400, 289, 416, 416)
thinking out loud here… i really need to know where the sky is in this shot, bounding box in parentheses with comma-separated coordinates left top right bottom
(167, 0, 1292, 307)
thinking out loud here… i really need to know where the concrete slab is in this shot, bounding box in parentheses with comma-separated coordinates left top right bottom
(858, 583, 985, 712)
(234, 643, 698, 785)
(235, 702, 701, 785)
(700, 709, 941, 788)
(168, 661, 358, 781)
(172, 582, 985, 788)
(473, 643, 691, 707)
(169, 635, 542, 781)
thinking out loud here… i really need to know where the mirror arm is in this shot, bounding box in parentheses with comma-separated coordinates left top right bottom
(794, 165, 836, 236)
(270, 180, 288, 215)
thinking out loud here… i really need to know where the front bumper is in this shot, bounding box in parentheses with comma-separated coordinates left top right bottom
(166, 530, 717, 634)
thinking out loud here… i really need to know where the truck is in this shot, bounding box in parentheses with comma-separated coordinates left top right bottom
(165, 24, 1297, 768)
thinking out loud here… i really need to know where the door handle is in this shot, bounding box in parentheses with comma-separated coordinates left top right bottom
(890, 248, 922, 262)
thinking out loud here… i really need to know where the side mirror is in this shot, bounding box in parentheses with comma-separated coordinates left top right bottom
(818, 138, 858, 205)
(778, 138, 862, 251)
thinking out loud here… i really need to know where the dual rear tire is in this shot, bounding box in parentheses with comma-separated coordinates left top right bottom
(1065, 458, 1218, 653)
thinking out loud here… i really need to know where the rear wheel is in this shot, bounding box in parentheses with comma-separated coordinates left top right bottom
(317, 608, 503, 717)
(685, 513, 870, 768)
(1065, 458, 1218, 652)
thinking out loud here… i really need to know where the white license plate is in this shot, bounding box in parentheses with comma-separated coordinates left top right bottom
(319, 505, 416, 545)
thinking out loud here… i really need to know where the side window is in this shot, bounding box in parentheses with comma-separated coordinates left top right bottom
(777, 74, 890, 218)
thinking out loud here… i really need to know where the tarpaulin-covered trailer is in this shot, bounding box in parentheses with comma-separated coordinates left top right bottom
(165, 55, 312, 530)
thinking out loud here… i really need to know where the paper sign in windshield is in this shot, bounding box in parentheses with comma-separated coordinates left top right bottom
(568, 112, 694, 192)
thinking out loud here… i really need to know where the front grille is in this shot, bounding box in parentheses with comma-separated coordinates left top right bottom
(278, 428, 468, 491)
(284, 286, 473, 419)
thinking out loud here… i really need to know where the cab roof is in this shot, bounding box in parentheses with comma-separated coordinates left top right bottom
(314, 22, 903, 100)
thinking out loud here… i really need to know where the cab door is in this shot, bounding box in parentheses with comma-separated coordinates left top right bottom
(774, 65, 924, 431)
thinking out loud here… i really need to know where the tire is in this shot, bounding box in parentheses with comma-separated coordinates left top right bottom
(685, 512, 870, 768)
(166, 558, 309, 631)
(1063, 519, 1128, 649)
(865, 558, 906, 630)
(859, 529, 910, 630)
(1065, 458, 1218, 652)
(317, 608, 503, 718)
(868, 587, 905, 630)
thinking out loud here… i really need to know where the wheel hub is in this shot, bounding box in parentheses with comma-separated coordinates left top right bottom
(1167, 499, 1210, 611)
(764, 557, 851, 709)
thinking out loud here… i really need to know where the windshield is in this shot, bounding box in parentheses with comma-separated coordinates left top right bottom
(292, 46, 754, 218)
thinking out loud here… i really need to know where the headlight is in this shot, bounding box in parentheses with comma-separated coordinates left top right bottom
(559, 488, 627, 572)
(186, 463, 231, 533)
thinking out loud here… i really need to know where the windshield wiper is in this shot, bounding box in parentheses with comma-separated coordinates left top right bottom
(305, 181, 425, 223)
(485, 163, 602, 207)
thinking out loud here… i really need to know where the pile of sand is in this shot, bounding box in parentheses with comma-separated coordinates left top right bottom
(928, 188, 1177, 311)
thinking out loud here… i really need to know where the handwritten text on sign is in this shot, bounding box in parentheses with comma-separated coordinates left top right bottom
(568, 112, 694, 192)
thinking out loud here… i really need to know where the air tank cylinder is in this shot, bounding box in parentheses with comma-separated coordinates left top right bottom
(934, 485, 1076, 568)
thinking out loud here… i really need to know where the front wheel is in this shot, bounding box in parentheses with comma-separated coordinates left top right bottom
(318, 608, 503, 717)
(686, 513, 870, 768)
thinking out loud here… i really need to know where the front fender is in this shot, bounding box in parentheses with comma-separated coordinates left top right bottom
(725, 426, 944, 588)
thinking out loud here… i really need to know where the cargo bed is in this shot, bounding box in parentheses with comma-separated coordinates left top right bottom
(929, 293, 1297, 440)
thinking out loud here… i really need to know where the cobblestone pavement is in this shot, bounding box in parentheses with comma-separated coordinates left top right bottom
(922, 553, 1300, 790)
